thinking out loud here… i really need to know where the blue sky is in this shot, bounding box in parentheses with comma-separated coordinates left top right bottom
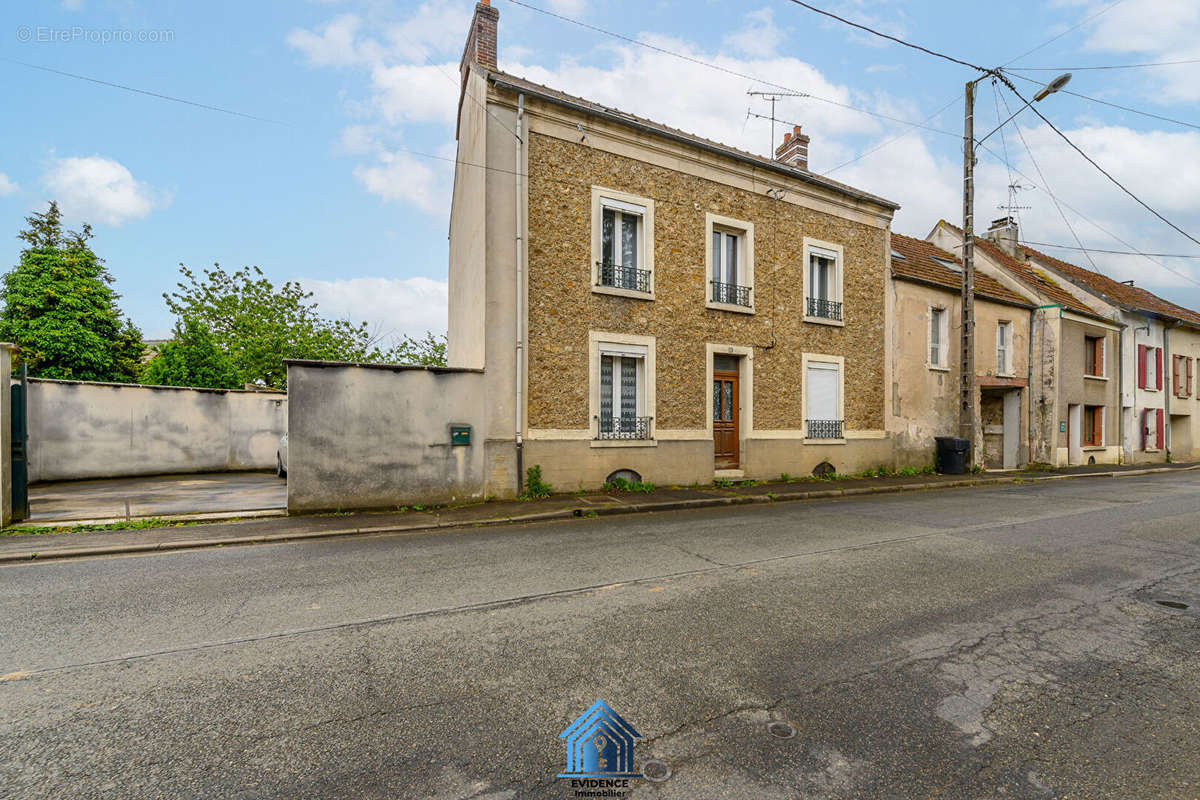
(2, 0, 1199, 341)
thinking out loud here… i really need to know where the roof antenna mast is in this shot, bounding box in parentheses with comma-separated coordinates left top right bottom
(747, 90, 808, 155)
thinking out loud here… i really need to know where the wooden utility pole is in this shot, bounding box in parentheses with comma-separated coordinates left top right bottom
(960, 79, 977, 450)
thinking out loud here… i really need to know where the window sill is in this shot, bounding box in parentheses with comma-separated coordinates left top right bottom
(803, 315, 845, 328)
(592, 285, 655, 302)
(706, 300, 755, 315)
(803, 438, 847, 446)
(1082, 445, 1107, 451)
(1144, 448, 1161, 453)
(928, 365, 949, 372)
(1084, 374, 1108, 381)
(590, 439, 658, 449)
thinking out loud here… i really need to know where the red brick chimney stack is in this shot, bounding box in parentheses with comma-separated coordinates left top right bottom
(775, 124, 811, 171)
(462, 0, 499, 72)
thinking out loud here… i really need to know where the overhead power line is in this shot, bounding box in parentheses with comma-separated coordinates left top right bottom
(2, 57, 289, 125)
(1020, 241, 1200, 259)
(1002, 70, 1200, 131)
(783, 0, 988, 73)
(1003, 79, 1200, 251)
(1015, 57, 1200, 71)
(1001, 0, 1127, 67)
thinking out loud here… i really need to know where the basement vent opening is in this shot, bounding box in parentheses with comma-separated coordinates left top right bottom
(1088, 456, 1096, 465)
(606, 469, 642, 485)
(812, 461, 836, 478)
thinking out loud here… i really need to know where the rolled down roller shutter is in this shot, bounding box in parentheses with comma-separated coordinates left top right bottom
(806, 362, 839, 421)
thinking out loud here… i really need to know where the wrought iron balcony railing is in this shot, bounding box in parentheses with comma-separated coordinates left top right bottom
(596, 262, 652, 294)
(806, 297, 843, 321)
(711, 280, 752, 308)
(596, 415, 653, 441)
(806, 419, 843, 440)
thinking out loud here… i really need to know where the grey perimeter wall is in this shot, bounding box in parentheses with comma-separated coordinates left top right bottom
(27, 379, 287, 483)
(286, 362, 487, 513)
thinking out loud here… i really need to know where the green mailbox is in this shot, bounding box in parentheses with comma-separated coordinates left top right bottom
(450, 424, 472, 446)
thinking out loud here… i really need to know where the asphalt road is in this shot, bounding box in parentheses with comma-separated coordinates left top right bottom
(3, 473, 1199, 799)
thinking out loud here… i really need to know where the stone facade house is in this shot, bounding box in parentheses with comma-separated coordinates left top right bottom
(1017, 241, 1200, 463)
(448, 0, 900, 495)
(888, 234, 1035, 469)
(928, 219, 1122, 467)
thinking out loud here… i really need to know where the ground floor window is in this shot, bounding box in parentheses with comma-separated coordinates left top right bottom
(1083, 405, 1104, 447)
(591, 335, 655, 441)
(804, 356, 843, 440)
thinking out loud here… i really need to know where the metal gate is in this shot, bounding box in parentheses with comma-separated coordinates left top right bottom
(10, 371, 28, 522)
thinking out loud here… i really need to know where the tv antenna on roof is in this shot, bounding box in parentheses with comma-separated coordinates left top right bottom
(998, 182, 1034, 224)
(748, 90, 808, 156)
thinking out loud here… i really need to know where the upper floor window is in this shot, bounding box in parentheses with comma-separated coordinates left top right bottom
(1084, 335, 1105, 378)
(1173, 354, 1193, 398)
(803, 238, 844, 326)
(705, 214, 754, 313)
(591, 188, 654, 299)
(1137, 344, 1162, 391)
(997, 321, 1013, 375)
(929, 307, 948, 369)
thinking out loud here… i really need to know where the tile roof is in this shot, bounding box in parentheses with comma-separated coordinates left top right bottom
(935, 221, 1103, 319)
(486, 69, 901, 211)
(891, 234, 1031, 306)
(1021, 245, 1200, 327)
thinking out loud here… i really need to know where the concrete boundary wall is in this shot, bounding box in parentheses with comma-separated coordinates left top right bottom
(286, 361, 487, 513)
(27, 378, 287, 482)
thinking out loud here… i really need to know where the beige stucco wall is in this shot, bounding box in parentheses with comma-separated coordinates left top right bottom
(1168, 325, 1200, 460)
(447, 65, 489, 371)
(1053, 317, 1121, 465)
(26, 379, 287, 482)
(523, 130, 890, 434)
(889, 279, 1031, 467)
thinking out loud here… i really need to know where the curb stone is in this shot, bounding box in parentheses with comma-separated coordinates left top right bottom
(2, 464, 1196, 563)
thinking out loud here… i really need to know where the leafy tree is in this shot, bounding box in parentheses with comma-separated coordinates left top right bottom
(162, 264, 445, 389)
(141, 317, 240, 389)
(391, 330, 447, 367)
(0, 202, 144, 382)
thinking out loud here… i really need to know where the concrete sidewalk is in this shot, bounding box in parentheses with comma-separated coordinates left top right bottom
(2, 462, 1196, 563)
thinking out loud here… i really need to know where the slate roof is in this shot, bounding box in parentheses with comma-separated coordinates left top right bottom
(486, 69, 900, 211)
(891, 234, 1031, 307)
(1022, 245, 1200, 327)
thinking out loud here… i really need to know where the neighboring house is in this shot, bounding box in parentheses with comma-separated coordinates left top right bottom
(888, 234, 1035, 469)
(448, 0, 900, 494)
(1017, 240, 1200, 463)
(929, 219, 1122, 467)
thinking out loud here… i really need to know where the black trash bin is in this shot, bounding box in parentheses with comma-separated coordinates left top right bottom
(934, 436, 970, 474)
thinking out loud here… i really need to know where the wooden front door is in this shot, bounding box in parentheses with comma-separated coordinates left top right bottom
(713, 367, 739, 468)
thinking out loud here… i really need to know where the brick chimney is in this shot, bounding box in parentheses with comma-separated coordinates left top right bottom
(986, 216, 1019, 257)
(461, 0, 499, 73)
(775, 125, 811, 170)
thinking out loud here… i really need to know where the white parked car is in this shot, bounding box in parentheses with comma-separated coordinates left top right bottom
(276, 433, 288, 478)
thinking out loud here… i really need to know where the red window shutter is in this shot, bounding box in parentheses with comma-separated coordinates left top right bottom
(1137, 344, 1147, 388)
(1156, 348, 1163, 390)
(1157, 408, 1165, 449)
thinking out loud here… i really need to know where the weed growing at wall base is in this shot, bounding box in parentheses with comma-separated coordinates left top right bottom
(521, 465, 553, 500)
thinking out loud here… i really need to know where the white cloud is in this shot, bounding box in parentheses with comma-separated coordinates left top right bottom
(41, 156, 167, 226)
(724, 8, 787, 56)
(545, 0, 587, 15)
(299, 275, 448, 339)
(352, 147, 452, 214)
(287, 1, 471, 68)
(369, 61, 459, 125)
(0, 173, 17, 196)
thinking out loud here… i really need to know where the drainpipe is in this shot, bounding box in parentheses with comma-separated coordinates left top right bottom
(515, 93, 526, 493)
(1165, 319, 1182, 458)
(1026, 306, 1035, 465)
